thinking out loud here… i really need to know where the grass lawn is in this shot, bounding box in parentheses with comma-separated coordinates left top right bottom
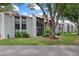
(0, 33, 79, 45)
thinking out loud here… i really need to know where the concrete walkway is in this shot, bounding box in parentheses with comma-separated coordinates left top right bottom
(0, 46, 79, 56)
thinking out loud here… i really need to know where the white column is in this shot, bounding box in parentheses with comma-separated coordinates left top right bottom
(2, 13, 5, 38)
(20, 16, 22, 32)
(32, 15, 36, 37)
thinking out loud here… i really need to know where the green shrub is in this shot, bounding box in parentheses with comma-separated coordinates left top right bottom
(22, 32, 30, 38)
(43, 33, 50, 37)
(61, 32, 75, 36)
(15, 31, 21, 38)
(56, 33, 61, 35)
(42, 29, 51, 37)
(15, 31, 30, 38)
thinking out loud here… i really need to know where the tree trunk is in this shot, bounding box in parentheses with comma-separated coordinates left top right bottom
(52, 25, 56, 37)
(50, 17, 56, 37)
(47, 3, 56, 37)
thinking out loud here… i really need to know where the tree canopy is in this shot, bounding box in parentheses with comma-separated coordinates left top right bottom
(0, 3, 14, 12)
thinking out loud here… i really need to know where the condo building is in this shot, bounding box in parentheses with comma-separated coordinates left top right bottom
(0, 12, 77, 39)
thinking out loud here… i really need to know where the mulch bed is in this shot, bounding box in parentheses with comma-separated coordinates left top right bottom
(74, 40, 79, 45)
(47, 36, 62, 40)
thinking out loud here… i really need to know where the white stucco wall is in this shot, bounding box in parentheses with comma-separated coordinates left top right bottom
(0, 13, 3, 38)
(26, 18, 33, 36)
(0, 13, 5, 38)
(0, 14, 2, 37)
(55, 24, 59, 34)
(32, 16, 36, 37)
(63, 23, 68, 32)
(55, 23, 63, 34)
(55, 20, 77, 34)
(4, 14, 15, 38)
(26, 16, 36, 37)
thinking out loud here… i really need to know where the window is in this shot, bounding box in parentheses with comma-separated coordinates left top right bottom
(15, 19, 20, 29)
(22, 19, 26, 29)
(22, 20, 26, 24)
(15, 16, 20, 19)
(15, 20, 19, 24)
(15, 18, 26, 30)
(36, 17, 44, 25)
(36, 17, 44, 36)
(22, 19, 26, 24)
(15, 24, 20, 29)
(22, 24, 26, 29)
(15, 17, 20, 24)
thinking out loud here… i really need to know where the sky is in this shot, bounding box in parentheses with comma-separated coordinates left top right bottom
(12, 3, 43, 16)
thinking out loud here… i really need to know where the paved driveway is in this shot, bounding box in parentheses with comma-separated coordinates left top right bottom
(0, 46, 79, 56)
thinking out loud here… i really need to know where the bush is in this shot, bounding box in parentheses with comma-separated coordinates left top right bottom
(43, 33, 50, 37)
(22, 32, 30, 38)
(15, 31, 30, 38)
(15, 31, 21, 38)
(56, 33, 61, 35)
(42, 29, 51, 37)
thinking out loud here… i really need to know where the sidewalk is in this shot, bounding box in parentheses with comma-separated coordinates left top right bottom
(0, 46, 79, 56)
